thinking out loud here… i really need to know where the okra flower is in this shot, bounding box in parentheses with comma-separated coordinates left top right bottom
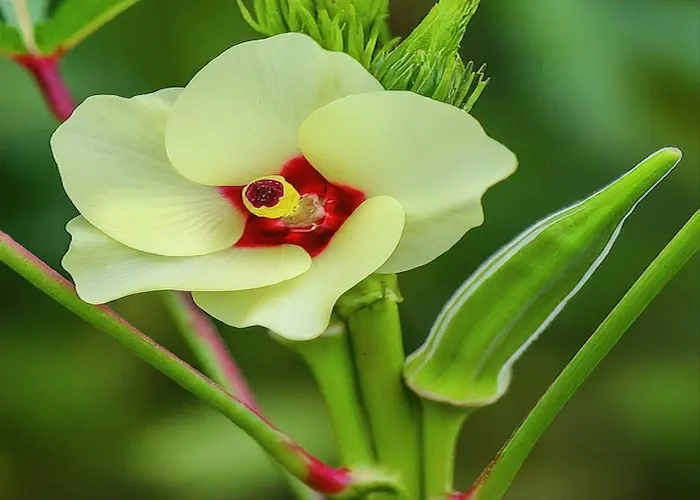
(53, 33, 516, 340)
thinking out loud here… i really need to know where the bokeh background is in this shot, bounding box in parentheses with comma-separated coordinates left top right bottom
(1, 1, 699, 499)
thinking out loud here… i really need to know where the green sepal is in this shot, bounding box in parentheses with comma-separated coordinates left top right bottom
(371, 0, 487, 110)
(236, 0, 390, 68)
(404, 147, 683, 407)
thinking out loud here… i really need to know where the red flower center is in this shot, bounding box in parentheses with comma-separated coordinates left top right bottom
(220, 156, 365, 257)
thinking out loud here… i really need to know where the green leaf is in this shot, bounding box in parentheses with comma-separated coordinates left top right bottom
(0, 0, 141, 55)
(404, 147, 683, 408)
(34, 0, 141, 54)
(0, 0, 50, 53)
(0, 0, 51, 26)
(0, 20, 24, 55)
(470, 207, 700, 500)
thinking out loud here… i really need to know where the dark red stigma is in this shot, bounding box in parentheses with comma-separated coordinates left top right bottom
(220, 156, 365, 257)
(245, 179, 284, 208)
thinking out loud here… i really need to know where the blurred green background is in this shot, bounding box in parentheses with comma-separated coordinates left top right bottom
(1, 1, 699, 499)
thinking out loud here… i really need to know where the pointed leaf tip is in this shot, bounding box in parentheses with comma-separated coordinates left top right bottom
(404, 148, 682, 407)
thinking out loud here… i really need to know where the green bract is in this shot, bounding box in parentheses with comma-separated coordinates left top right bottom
(404, 147, 683, 407)
(237, 0, 391, 68)
(237, 0, 488, 110)
(371, 0, 487, 110)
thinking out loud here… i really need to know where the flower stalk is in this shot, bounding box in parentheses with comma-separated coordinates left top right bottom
(0, 231, 402, 499)
(421, 401, 472, 499)
(338, 274, 422, 500)
(277, 320, 376, 468)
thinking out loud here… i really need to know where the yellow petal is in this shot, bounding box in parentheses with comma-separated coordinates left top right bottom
(193, 196, 405, 340)
(63, 217, 311, 304)
(165, 33, 383, 186)
(51, 89, 245, 257)
(300, 91, 517, 271)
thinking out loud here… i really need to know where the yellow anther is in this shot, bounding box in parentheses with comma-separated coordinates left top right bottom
(242, 175, 301, 219)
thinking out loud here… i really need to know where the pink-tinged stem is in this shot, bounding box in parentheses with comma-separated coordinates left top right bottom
(13, 54, 75, 121)
(0, 230, 400, 498)
(448, 493, 471, 500)
(163, 295, 329, 499)
(165, 292, 259, 410)
(292, 445, 352, 495)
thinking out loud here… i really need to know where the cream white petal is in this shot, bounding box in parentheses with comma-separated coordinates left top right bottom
(300, 91, 516, 271)
(193, 196, 405, 340)
(300, 91, 517, 209)
(379, 200, 484, 273)
(51, 89, 245, 257)
(165, 33, 383, 186)
(63, 217, 311, 304)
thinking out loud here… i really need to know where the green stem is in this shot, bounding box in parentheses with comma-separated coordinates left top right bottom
(468, 208, 700, 500)
(339, 275, 422, 500)
(0, 230, 402, 499)
(278, 320, 376, 468)
(164, 292, 322, 500)
(164, 291, 258, 406)
(421, 401, 470, 499)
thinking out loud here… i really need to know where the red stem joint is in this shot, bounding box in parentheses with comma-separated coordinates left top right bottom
(306, 459, 352, 495)
(290, 444, 352, 495)
(14, 54, 75, 122)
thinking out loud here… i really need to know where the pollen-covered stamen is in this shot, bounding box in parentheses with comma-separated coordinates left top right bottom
(283, 194, 326, 229)
(242, 175, 301, 219)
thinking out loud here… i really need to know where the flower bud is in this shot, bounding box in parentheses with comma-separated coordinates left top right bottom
(404, 148, 682, 407)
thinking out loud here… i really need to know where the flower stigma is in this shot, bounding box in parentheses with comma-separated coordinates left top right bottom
(242, 175, 301, 219)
